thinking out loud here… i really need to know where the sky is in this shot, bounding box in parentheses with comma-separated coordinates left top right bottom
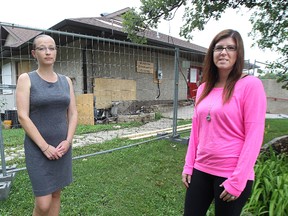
(0, 0, 279, 69)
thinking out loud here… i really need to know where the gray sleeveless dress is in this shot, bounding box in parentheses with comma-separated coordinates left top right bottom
(24, 71, 72, 196)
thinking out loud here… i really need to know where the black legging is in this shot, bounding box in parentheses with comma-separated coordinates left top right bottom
(184, 168, 253, 216)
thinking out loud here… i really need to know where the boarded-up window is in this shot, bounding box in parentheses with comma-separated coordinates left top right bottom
(76, 93, 94, 125)
(94, 78, 136, 109)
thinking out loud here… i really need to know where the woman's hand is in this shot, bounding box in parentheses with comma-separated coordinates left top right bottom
(42, 144, 61, 160)
(55, 140, 70, 157)
(182, 174, 191, 188)
(219, 184, 238, 202)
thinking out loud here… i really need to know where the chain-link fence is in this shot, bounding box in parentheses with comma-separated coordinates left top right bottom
(0, 22, 205, 191)
(0, 23, 204, 125)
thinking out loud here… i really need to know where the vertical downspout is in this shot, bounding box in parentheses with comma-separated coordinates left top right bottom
(82, 49, 87, 93)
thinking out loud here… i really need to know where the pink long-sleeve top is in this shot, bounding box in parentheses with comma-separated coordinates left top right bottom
(183, 75, 267, 197)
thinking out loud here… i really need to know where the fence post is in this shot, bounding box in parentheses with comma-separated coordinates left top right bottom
(0, 84, 17, 200)
(0, 120, 6, 176)
(172, 48, 179, 138)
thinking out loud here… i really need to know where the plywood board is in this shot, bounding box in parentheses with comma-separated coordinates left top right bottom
(17, 61, 31, 76)
(76, 93, 94, 125)
(94, 78, 136, 109)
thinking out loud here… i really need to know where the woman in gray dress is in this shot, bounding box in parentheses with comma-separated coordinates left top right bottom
(16, 35, 78, 216)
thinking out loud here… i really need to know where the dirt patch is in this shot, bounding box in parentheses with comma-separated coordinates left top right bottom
(261, 135, 288, 155)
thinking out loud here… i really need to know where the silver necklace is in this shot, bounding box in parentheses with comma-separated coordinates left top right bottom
(206, 92, 222, 122)
(206, 113, 212, 121)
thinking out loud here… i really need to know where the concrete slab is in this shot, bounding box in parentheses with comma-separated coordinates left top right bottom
(266, 113, 288, 119)
(162, 105, 288, 120)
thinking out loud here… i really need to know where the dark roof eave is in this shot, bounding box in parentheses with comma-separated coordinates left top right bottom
(146, 38, 206, 55)
(52, 18, 207, 54)
(49, 19, 71, 30)
(51, 18, 207, 54)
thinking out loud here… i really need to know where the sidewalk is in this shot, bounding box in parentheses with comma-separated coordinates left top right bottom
(266, 113, 288, 119)
(162, 104, 288, 120)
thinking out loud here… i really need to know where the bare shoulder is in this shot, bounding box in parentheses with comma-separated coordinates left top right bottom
(16, 73, 31, 89)
(65, 76, 73, 86)
(17, 73, 30, 82)
(65, 76, 71, 81)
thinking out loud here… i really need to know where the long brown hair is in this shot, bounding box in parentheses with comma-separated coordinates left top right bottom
(196, 29, 244, 106)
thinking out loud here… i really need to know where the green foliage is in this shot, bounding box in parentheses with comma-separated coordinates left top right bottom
(155, 111, 163, 120)
(249, 1, 288, 90)
(258, 72, 277, 79)
(244, 151, 288, 215)
(122, 0, 186, 44)
(122, 0, 288, 88)
(266, 62, 288, 90)
(122, 9, 148, 44)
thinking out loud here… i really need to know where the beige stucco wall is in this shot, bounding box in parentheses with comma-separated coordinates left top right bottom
(262, 79, 288, 114)
(54, 41, 189, 101)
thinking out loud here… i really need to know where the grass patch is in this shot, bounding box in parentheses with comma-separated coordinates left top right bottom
(1, 128, 25, 148)
(75, 121, 143, 135)
(155, 111, 163, 120)
(263, 119, 288, 143)
(0, 139, 187, 215)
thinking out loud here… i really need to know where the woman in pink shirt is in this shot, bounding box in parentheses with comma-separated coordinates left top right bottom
(182, 29, 266, 216)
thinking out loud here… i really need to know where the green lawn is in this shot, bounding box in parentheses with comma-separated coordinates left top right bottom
(0, 118, 287, 215)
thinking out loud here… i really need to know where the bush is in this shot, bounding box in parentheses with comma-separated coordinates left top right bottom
(243, 151, 288, 215)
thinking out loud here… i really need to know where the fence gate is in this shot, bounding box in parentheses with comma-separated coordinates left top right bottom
(0, 84, 17, 200)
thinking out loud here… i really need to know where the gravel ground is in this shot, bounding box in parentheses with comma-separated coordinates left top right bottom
(72, 118, 176, 148)
(73, 104, 194, 147)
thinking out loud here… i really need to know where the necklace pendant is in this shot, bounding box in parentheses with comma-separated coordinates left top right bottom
(206, 113, 211, 121)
